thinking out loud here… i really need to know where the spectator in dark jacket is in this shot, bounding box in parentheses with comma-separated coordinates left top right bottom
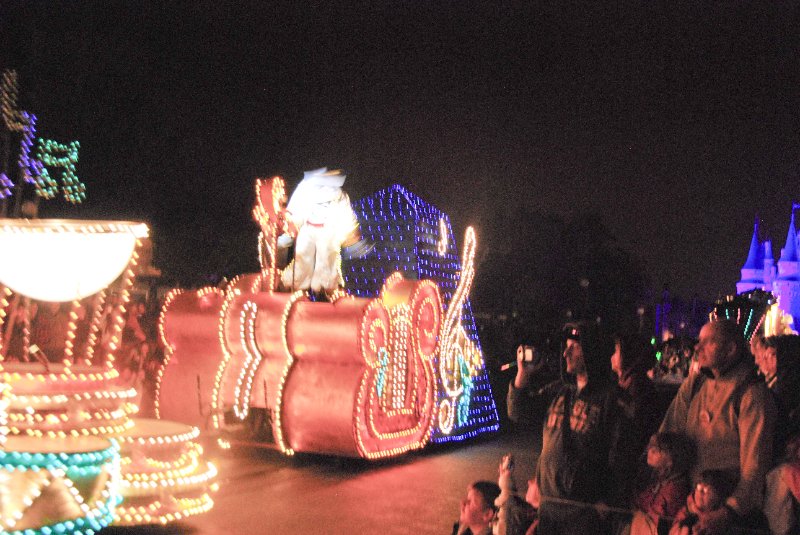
(609, 332, 660, 505)
(508, 321, 618, 535)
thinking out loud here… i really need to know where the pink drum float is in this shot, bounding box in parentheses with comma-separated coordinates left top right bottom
(0, 218, 217, 528)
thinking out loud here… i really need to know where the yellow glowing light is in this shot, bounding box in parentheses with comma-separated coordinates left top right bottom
(0, 383, 9, 447)
(113, 419, 217, 526)
(274, 290, 306, 455)
(352, 277, 438, 459)
(0, 219, 148, 302)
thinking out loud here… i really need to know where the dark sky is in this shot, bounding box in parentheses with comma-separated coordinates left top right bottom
(2, 1, 799, 300)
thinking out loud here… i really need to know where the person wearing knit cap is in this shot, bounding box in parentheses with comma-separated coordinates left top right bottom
(507, 320, 619, 535)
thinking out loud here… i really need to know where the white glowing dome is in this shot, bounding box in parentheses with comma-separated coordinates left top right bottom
(0, 219, 149, 302)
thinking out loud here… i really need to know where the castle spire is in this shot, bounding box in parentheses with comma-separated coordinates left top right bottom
(780, 211, 799, 264)
(742, 217, 761, 270)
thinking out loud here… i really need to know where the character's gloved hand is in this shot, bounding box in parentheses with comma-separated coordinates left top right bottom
(342, 240, 374, 260)
(277, 233, 294, 248)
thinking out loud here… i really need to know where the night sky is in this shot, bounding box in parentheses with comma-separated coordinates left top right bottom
(2, 1, 798, 301)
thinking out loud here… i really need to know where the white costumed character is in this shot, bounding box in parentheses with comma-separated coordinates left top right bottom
(279, 168, 362, 293)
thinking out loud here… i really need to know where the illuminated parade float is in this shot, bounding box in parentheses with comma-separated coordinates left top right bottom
(156, 176, 499, 458)
(0, 70, 216, 532)
(0, 220, 217, 531)
(0, 71, 497, 535)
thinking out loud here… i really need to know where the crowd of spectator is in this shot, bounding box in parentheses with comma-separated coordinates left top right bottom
(453, 318, 800, 535)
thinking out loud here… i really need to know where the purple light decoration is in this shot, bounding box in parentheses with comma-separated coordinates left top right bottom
(17, 111, 39, 184)
(0, 172, 12, 199)
(343, 184, 500, 444)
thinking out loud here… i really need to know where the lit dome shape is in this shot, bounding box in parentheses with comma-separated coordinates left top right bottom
(0, 219, 149, 302)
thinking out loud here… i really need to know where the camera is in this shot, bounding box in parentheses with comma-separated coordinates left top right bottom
(517, 344, 537, 364)
(500, 345, 540, 371)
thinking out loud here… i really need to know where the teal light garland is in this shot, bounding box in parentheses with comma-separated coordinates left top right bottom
(0, 440, 121, 535)
(33, 138, 85, 204)
(0, 441, 119, 471)
(4, 493, 120, 535)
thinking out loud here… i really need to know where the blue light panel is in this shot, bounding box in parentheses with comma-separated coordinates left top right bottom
(344, 184, 499, 443)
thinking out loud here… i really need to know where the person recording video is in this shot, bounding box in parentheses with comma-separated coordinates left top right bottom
(506, 321, 620, 535)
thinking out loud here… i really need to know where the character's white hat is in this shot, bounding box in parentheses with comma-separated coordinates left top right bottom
(302, 167, 346, 188)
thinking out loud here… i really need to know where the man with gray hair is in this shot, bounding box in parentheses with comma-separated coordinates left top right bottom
(660, 319, 776, 534)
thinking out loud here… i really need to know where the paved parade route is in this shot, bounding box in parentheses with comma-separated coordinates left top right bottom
(102, 427, 540, 535)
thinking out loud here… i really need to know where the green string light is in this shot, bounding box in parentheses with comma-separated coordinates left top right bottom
(33, 138, 86, 204)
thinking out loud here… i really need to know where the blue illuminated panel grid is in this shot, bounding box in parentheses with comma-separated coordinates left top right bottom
(344, 184, 499, 443)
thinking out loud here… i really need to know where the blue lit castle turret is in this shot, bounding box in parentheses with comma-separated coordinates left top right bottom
(737, 208, 800, 331)
(343, 184, 500, 443)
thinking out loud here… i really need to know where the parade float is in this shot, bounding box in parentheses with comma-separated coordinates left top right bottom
(156, 174, 499, 458)
(0, 69, 217, 532)
(0, 219, 218, 530)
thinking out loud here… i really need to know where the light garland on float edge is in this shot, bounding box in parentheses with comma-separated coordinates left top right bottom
(233, 302, 261, 420)
(115, 492, 216, 526)
(154, 286, 224, 419)
(252, 177, 287, 292)
(83, 290, 108, 366)
(119, 461, 216, 495)
(0, 172, 12, 199)
(438, 227, 477, 433)
(120, 441, 202, 473)
(1, 69, 26, 132)
(154, 288, 185, 419)
(0, 285, 11, 357)
(210, 280, 243, 432)
(353, 298, 390, 458)
(7, 386, 137, 439)
(2, 366, 120, 385)
(0, 439, 121, 535)
(114, 424, 217, 525)
(62, 300, 81, 365)
(0, 382, 9, 448)
(9, 386, 137, 406)
(17, 111, 39, 184)
(273, 290, 306, 455)
(103, 241, 140, 370)
(213, 275, 266, 424)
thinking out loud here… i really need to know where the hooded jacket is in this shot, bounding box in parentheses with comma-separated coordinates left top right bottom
(509, 321, 619, 505)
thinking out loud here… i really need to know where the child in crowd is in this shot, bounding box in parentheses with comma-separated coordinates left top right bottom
(453, 480, 501, 535)
(626, 433, 693, 535)
(494, 454, 538, 535)
(669, 470, 736, 535)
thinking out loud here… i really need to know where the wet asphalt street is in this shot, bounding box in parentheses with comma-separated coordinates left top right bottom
(100, 425, 542, 535)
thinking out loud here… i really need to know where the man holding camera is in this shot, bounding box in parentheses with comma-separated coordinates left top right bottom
(507, 321, 619, 535)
